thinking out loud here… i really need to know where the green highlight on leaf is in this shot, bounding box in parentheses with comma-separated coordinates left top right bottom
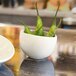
(24, 26, 31, 34)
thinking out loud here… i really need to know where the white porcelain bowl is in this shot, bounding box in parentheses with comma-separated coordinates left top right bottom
(20, 30, 57, 59)
(0, 35, 15, 63)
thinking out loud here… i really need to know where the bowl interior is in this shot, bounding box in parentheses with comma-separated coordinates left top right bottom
(0, 35, 15, 63)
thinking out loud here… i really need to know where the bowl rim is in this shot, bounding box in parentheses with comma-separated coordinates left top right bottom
(20, 29, 57, 38)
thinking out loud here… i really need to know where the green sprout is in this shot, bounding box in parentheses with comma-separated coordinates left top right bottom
(24, 1, 61, 37)
(34, 2, 44, 36)
(20, 21, 32, 34)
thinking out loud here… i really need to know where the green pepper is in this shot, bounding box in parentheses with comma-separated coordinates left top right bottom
(34, 3, 44, 36)
(47, 1, 60, 37)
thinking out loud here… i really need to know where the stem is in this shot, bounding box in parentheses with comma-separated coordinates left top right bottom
(36, 2, 39, 16)
(57, 18, 62, 28)
(52, 0, 60, 24)
(17, 19, 27, 27)
(54, 0, 60, 19)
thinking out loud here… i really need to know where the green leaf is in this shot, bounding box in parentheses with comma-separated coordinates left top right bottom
(24, 26, 31, 34)
(47, 1, 60, 37)
(35, 16, 43, 32)
(34, 16, 44, 36)
(47, 24, 57, 37)
(47, 18, 62, 37)
(34, 3, 44, 36)
(35, 28, 44, 36)
(19, 21, 32, 34)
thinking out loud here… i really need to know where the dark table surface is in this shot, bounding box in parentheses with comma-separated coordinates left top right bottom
(19, 58, 55, 76)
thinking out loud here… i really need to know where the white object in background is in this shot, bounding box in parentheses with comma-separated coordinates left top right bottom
(0, 35, 15, 63)
(51, 47, 58, 63)
(68, 43, 73, 55)
(20, 30, 57, 59)
(63, 17, 76, 26)
(71, 7, 76, 14)
(59, 44, 64, 53)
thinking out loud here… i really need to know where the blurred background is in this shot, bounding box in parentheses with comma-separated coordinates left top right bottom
(0, 0, 76, 76)
(0, 0, 75, 27)
(0, 0, 75, 9)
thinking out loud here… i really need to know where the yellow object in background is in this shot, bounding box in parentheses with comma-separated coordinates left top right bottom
(0, 26, 25, 76)
(24, 0, 46, 9)
(47, 0, 70, 11)
(5, 47, 25, 76)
